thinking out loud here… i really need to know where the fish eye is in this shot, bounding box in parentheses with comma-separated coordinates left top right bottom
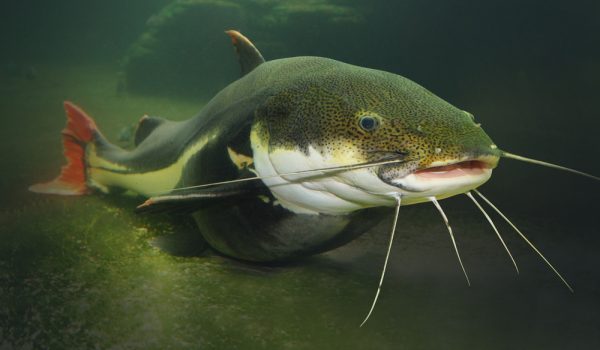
(359, 115, 379, 131)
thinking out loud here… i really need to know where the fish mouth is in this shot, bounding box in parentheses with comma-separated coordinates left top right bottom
(380, 155, 498, 202)
(413, 159, 493, 179)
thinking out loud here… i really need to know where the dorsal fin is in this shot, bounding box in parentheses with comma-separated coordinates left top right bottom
(134, 115, 166, 146)
(225, 30, 265, 76)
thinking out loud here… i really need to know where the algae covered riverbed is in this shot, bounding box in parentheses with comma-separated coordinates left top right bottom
(3, 180, 598, 349)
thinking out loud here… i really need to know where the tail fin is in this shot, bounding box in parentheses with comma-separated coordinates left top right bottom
(29, 101, 99, 195)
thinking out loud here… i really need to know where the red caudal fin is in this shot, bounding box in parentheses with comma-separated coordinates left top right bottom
(29, 101, 98, 195)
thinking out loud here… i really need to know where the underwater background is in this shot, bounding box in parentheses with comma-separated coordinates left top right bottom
(1, 0, 599, 349)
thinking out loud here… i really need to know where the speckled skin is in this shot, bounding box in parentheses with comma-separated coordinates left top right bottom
(95, 56, 498, 181)
(251, 57, 500, 184)
(88, 55, 501, 262)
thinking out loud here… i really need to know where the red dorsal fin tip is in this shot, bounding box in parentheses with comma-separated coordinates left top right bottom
(225, 30, 241, 45)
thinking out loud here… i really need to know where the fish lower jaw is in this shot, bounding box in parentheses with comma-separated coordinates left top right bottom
(251, 144, 492, 214)
(390, 168, 493, 205)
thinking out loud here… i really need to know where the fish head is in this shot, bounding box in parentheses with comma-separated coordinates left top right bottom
(251, 60, 501, 213)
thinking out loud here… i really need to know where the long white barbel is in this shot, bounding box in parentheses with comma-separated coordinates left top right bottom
(473, 189, 573, 292)
(430, 197, 471, 286)
(360, 194, 402, 327)
(154, 157, 410, 196)
(465, 191, 519, 274)
(501, 151, 599, 181)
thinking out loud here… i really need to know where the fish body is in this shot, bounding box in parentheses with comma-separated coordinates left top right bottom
(31, 31, 501, 262)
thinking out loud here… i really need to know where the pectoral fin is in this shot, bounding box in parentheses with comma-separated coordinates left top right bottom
(135, 178, 268, 214)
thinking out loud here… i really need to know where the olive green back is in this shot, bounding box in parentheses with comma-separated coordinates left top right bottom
(247, 56, 498, 169)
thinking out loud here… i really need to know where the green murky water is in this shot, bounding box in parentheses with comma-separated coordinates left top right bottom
(2, 1, 600, 349)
